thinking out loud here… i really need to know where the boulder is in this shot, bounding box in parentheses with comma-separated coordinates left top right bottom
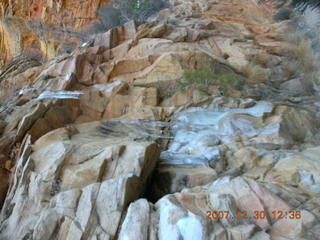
(120, 176, 317, 239)
(266, 147, 320, 194)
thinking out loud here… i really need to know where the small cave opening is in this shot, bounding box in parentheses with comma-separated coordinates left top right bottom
(142, 166, 174, 203)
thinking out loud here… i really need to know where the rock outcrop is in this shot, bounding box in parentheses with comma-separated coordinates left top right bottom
(0, 0, 109, 65)
(0, 0, 320, 239)
(0, 122, 159, 239)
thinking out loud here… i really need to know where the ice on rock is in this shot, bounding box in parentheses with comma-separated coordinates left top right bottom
(208, 176, 232, 189)
(161, 101, 277, 169)
(157, 198, 204, 240)
(65, 72, 72, 81)
(19, 88, 36, 95)
(93, 80, 125, 93)
(157, 197, 205, 240)
(160, 152, 213, 167)
(158, 198, 184, 240)
(81, 41, 90, 47)
(37, 91, 83, 99)
(299, 171, 320, 193)
(177, 216, 203, 240)
(299, 171, 315, 186)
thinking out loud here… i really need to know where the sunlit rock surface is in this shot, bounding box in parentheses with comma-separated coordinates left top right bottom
(0, 122, 159, 240)
(121, 176, 319, 239)
(0, 0, 320, 239)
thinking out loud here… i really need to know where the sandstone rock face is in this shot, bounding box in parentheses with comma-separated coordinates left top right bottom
(0, 0, 320, 239)
(0, 0, 109, 65)
(0, 123, 159, 240)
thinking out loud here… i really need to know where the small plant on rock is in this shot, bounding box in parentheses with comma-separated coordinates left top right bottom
(217, 73, 240, 96)
(177, 68, 216, 93)
(177, 68, 241, 96)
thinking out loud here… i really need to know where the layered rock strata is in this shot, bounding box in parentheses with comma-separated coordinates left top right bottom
(0, 0, 320, 239)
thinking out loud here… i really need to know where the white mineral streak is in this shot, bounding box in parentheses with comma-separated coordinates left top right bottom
(37, 91, 84, 99)
(93, 80, 125, 93)
(161, 101, 277, 167)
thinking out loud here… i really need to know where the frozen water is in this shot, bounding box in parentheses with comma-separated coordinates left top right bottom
(98, 101, 277, 170)
(299, 170, 320, 193)
(93, 80, 125, 93)
(177, 216, 203, 240)
(160, 152, 212, 167)
(158, 198, 182, 240)
(19, 88, 36, 95)
(37, 91, 83, 100)
(161, 101, 277, 168)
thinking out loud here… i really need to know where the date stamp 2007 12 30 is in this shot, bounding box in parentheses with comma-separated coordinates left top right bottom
(206, 210, 301, 220)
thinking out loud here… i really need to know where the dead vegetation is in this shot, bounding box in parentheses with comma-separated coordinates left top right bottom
(282, 31, 320, 91)
(242, 62, 270, 84)
(250, 52, 271, 67)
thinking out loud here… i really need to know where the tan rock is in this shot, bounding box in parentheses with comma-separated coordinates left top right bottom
(270, 210, 316, 239)
(148, 23, 168, 38)
(0, 121, 160, 240)
(165, 27, 188, 42)
(279, 106, 318, 143)
(79, 91, 108, 119)
(266, 147, 320, 194)
(28, 105, 78, 141)
(102, 86, 159, 119)
(119, 199, 151, 240)
(109, 56, 155, 80)
(16, 103, 48, 141)
(117, 176, 314, 239)
(94, 21, 137, 49)
(233, 147, 259, 170)
(205, 177, 292, 229)
(1, 0, 320, 239)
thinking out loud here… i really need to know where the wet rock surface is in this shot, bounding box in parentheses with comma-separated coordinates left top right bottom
(0, 0, 320, 239)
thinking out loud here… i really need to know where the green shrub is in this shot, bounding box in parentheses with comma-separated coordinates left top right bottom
(177, 68, 240, 96)
(217, 73, 239, 96)
(177, 68, 215, 93)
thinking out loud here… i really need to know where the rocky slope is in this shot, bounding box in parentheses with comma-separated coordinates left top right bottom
(0, 0, 320, 239)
